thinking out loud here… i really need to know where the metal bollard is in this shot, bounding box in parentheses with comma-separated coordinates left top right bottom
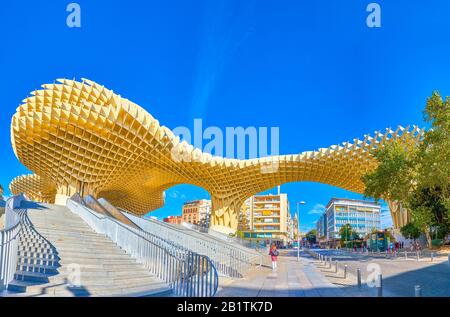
(335, 261, 338, 273)
(415, 285, 422, 297)
(405, 251, 408, 259)
(328, 257, 332, 269)
(344, 265, 347, 279)
(417, 251, 420, 261)
(431, 252, 433, 262)
(357, 268, 361, 288)
(376, 273, 383, 297)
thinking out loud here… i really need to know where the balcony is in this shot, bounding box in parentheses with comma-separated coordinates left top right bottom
(254, 201, 280, 206)
(253, 206, 280, 211)
(253, 220, 280, 224)
(253, 213, 280, 217)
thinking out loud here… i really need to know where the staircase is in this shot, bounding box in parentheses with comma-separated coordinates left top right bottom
(6, 202, 171, 297)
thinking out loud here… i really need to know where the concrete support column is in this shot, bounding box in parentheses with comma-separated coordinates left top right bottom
(387, 200, 411, 230)
(55, 183, 78, 206)
(210, 194, 244, 232)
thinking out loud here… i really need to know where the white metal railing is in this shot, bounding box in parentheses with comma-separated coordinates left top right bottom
(121, 211, 262, 278)
(67, 199, 218, 297)
(0, 194, 25, 290)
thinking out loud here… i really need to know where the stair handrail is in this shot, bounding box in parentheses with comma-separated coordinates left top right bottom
(0, 194, 25, 290)
(123, 209, 259, 254)
(121, 210, 262, 278)
(67, 199, 219, 297)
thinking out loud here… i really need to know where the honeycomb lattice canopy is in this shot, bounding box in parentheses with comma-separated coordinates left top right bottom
(9, 174, 56, 203)
(10, 78, 424, 230)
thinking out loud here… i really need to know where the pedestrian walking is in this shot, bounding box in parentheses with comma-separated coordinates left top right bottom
(269, 243, 279, 272)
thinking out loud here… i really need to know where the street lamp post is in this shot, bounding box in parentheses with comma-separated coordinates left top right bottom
(296, 201, 306, 262)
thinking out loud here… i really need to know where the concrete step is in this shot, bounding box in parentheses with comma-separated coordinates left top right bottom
(8, 269, 160, 285)
(19, 241, 53, 249)
(56, 259, 143, 266)
(37, 235, 113, 242)
(14, 270, 57, 283)
(19, 255, 60, 266)
(7, 204, 171, 297)
(48, 241, 125, 250)
(17, 262, 59, 274)
(45, 242, 125, 250)
(39, 227, 107, 234)
(19, 246, 55, 254)
(30, 227, 98, 235)
(57, 253, 134, 262)
(44, 273, 159, 284)
(17, 250, 58, 258)
(10, 273, 162, 290)
(19, 231, 41, 237)
(52, 266, 154, 276)
(8, 280, 172, 297)
(31, 230, 108, 239)
(7, 280, 51, 293)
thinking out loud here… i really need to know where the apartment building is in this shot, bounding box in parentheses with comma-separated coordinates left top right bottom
(163, 215, 183, 225)
(240, 193, 291, 244)
(325, 198, 381, 242)
(316, 213, 327, 242)
(182, 199, 211, 226)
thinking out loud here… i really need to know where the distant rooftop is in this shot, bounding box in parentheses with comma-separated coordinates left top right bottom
(183, 199, 211, 206)
(325, 197, 381, 210)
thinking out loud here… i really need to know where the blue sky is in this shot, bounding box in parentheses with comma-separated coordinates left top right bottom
(1, 1, 450, 231)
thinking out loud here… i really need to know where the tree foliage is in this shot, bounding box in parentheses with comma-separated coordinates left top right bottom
(362, 92, 450, 247)
(305, 229, 317, 243)
(400, 222, 421, 240)
(339, 223, 352, 241)
(361, 141, 414, 203)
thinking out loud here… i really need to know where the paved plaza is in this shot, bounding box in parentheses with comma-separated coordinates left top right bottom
(217, 250, 347, 297)
(311, 248, 450, 297)
(216, 249, 450, 297)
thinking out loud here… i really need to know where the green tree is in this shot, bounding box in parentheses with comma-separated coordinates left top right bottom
(305, 229, 317, 244)
(416, 93, 450, 198)
(400, 222, 421, 241)
(361, 140, 414, 204)
(362, 92, 450, 248)
(339, 224, 353, 247)
(351, 231, 360, 241)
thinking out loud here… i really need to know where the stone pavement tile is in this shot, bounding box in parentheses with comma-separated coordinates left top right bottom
(217, 268, 268, 297)
(311, 248, 450, 297)
(216, 250, 359, 297)
(287, 268, 305, 297)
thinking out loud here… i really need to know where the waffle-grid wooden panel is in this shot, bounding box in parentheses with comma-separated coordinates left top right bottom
(9, 78, 424, 230)
(9, 174, 56, 203)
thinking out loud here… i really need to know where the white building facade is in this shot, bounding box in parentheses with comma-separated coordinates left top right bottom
(325, 198, 381, 242)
